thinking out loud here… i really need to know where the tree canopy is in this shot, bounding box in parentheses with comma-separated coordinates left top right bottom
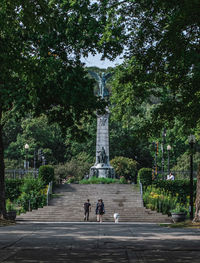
(103, 0, 200, 129)
(0, 0, 123, 218)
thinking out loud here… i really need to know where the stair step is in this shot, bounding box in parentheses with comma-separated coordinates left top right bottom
(16, 184, 171, 223)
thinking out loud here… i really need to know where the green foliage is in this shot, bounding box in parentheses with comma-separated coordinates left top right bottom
(54, 155, 92, 182)
(6, 199, 16, 212)
(172, 152, 200, 178)
(109, 121, 153, 168)
(110, 156, 137, 182)
(5, 179, 24, 201)
(143, 186, 181, 215)
(170, 206, 188, 214)
(153, 180, 196, 205)
(143, 179, 196, 216)
(107, 0, 200, 129)
(1, 0, 121, 216)
(4, 115, 68, 165)
(17, 190, 47, 212)
(138, 168, 152, 186)
(119, 176, 127, 184)
(38, 165, 54, 185)
(20, 177, 44, 194)
(79, 176, 119, 184)
(17, 177, 47, 212)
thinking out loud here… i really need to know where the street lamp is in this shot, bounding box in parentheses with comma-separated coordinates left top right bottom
(188, 135, 195, 220)
(161, 128, 167, 179)
(167, 144, 172, 175)
(24, 143, 29, 171)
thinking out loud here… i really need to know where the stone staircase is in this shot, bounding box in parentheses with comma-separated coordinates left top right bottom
(17, 184, 171, 223)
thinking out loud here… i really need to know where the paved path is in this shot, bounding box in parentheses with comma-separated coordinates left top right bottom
(0, 222, 200, 262)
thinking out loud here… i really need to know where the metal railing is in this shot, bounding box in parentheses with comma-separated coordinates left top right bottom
(5, 169, 38, 179)
(47, 181, 53, 206)
(139, 181, 144, 206)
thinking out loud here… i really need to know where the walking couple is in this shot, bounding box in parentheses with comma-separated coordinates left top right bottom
(83, 198, 105, 223)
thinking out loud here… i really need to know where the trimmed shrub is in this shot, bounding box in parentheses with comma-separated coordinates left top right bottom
(5, 178, 24, 201)
(38, 165, 54, 185)
(138, 168, 152, 186)
(110, 156, 138, 182)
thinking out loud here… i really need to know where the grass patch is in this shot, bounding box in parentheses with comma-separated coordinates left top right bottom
(0, 219, 16, 227)
(79, 177, 120, 184)
(160, 220, 200, 229)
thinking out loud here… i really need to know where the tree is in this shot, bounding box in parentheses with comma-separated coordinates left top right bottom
(110, 156, 138, 182)
(193, 164, 200, 222)
(4, 115, 68, 165)
(0, 0, 122, 218)
(102, 0, 200, 128)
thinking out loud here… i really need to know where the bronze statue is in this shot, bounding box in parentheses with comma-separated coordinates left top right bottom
(88, 71, 112, 98)
(97, 147, 107, 164)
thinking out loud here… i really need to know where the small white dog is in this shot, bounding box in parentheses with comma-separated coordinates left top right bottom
(113, 213, 120, 223)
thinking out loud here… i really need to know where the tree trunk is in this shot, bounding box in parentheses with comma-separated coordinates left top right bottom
(0, 108, 6, 219)
(193, 164, 200, 222)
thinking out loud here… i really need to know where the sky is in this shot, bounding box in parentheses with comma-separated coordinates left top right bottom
(81, 53, 124, 69)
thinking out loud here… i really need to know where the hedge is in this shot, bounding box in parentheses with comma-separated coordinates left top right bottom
(138, 168, 152, 186)
(38, 165, 54, 185)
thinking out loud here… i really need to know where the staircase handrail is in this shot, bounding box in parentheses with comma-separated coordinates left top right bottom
(139, 180, 144, 206)
(47, 181, 53, 206)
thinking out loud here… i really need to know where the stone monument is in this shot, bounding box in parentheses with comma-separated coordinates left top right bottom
(89, 71, 115, 178)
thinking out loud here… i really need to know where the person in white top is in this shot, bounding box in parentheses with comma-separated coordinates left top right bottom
(167, 172, 174, 180)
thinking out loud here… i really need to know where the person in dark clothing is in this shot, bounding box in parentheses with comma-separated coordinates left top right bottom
(83, 199, 91, 221)
(96, 199, 105, 223)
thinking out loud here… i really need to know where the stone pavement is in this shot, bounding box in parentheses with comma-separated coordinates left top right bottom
(0, 222, 200, 262)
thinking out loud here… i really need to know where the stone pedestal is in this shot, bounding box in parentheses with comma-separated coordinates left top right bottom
(89, 111, 115, 178)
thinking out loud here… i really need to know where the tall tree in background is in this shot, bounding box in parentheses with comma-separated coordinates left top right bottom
(102, 0, 200, 129)
(0, 0, 123, 218)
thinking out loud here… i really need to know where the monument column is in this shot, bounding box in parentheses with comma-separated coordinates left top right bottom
(89, 71, 115, 178)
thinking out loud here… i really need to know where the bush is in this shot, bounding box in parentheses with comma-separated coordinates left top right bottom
(38, 165, 54, 185)
(138, 168, 152, 186)
(18, 189, 47, 212)
(17, 177, 48, 212)
(54, 155, 92, 182)
(5, 178, 24, 201)
(143, 185, 190, 216)
(153, 179, 196, 205)
(143, 186, 180, 215)
(119, 176, 127, 184)
(20, 176, 44, 193)
(110, 156, 138, 182)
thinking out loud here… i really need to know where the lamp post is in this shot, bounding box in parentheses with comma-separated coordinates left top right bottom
(161, 128, 167, 179)
(167, 144, 171, 175)
(24, 143, 29, 172)
(188, 135, 195, 220)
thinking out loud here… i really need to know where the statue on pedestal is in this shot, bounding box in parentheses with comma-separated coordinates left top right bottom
(88, 70, 115, 178)
(97, 147, 108, 164)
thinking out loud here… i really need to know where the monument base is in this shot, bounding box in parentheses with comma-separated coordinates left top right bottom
(89, 163, 115, 178)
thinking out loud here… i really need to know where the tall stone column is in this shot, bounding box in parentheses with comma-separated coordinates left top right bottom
(88, 71, 115, 178)
(95, 113, 110, 165)
(90, 111, 114, 178)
